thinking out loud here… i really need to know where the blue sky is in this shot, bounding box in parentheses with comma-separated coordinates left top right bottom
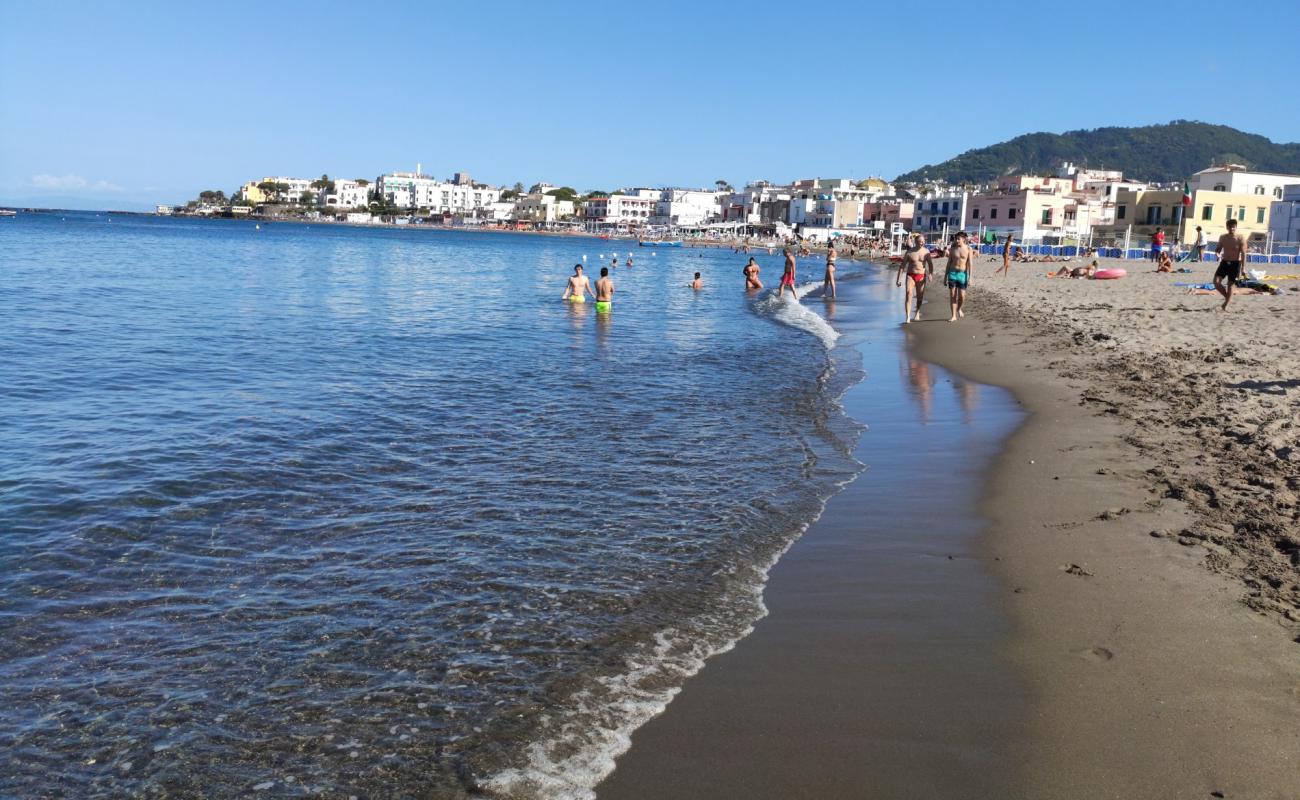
(2, 0, 1298, 210)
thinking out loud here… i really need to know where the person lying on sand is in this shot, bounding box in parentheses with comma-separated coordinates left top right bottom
(1048, 260, 1098, 279)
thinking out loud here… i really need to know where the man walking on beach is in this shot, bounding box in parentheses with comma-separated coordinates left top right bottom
(997, 234, 1013, 277)
(777, 248, 796, 298)
(896, 233, 934, 323)
(944, 231, 973, 322)
(562, 264, 592, 303)
(1193, 226, 1206, 262)
(1213, 218, 1246, 311)
(1150, 227, 1165, 262)
(594, 266, 614, 313)
(743, 257, 763, 290)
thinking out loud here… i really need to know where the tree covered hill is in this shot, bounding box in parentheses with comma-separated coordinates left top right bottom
(895, 121, 1300, 184)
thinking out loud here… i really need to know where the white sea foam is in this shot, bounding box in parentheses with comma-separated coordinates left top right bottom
(754, 282, 839, 349)
(475, 525, 806, 800)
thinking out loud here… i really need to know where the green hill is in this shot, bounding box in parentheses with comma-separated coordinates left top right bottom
(895, 121, 1300, 184)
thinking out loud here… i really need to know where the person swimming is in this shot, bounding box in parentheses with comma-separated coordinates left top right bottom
(691, 272, 703, 290)
(562, 263, 592, 303)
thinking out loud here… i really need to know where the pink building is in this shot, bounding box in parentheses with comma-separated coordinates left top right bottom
(968, 175, 1082, 239)
(862, 198, 915, 229)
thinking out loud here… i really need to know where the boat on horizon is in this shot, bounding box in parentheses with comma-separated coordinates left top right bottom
(0, 209, 16, 217)
(639, 239, 682, 247)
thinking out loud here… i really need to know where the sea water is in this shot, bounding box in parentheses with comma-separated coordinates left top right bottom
(0, 213, 864, 797)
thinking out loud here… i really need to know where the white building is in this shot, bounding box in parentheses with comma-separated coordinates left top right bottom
(1268, 184, 1300, 244)
(912, 191, 970, 235)
(377, 172, 502, 213)
(321, 179, 372, 209)
(651, 189, 723, 227)
(513, 193, 575, 223)
(584, 194, 656, 225)
(1190, 165, 1298, 202)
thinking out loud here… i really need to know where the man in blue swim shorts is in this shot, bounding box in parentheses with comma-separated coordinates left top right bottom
(944, 231, 974, 322)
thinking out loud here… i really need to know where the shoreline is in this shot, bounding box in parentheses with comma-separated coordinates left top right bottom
(596, 267, 1030, 798)
(595, 261, 1300, 797)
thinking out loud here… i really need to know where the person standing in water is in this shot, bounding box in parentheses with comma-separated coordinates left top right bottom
(690, 272, 703, 290)
(594, 266, 614, 313)
(944, 231, 974, 321)
(895, 233, 934, 323)
(743, 257, 763, 290)
(1213, 217, 1246, 311)
(823, 243, 837, 298)
(777, 248, 796, 298)
(562, 264, 592, 303)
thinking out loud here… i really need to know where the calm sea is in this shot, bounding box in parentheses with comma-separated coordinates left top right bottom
(1, 212, 865, 797)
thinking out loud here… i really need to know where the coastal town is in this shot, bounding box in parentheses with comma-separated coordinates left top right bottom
(159, 162, 1300, 260)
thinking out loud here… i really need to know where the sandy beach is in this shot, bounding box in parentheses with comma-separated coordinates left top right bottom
(598, 258, 1300, 798)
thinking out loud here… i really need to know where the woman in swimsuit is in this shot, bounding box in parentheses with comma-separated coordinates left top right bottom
(743, 257, 763, 290)
(824, 246, 837, 299)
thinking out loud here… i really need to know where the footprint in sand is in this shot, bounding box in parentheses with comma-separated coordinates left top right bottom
(1072, 646, 1114, 662)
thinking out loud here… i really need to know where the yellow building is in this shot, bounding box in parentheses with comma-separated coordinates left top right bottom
(1098, 188, 1272, 244)
(238, 180, 268, 204)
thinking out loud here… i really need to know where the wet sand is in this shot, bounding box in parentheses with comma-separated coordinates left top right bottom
(597, 261, 1300, 798)
(598, 273, 1028, 797)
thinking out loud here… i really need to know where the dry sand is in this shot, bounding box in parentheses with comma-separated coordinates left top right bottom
(964, 253, 1300, 624)
(904, 256, 1300, 797)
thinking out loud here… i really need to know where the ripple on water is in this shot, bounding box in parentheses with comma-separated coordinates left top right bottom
(0, 213, 864, 797)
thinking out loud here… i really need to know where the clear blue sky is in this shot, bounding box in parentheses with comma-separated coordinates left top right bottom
(2, 0, 1297, 210)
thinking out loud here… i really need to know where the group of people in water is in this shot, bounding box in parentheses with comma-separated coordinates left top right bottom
(561, 233, 970, 324)
(560, 216, 1250, 320)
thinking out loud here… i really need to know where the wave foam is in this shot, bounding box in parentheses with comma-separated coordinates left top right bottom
(754, 282, 839, 349)
(474, 521, 812, 800)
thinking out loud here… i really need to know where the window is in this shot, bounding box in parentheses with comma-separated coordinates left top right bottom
(1237, 206, 1246, 221)
(1254, 186, 1265, 195)
(1202, 205, 1213, 220)
(1257, 207, 1265, 223)
(1008, 208, 1017, 219)
(1213, 183, 1226, 191)
(1041, 209, 1052, 224)
(952, 201, 960, 211)
(972, 208, 980, 219)
(990, 208, 998, 219)
(1117, 205, 1127, 220)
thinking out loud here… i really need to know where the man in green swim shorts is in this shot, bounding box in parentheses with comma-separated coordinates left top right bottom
(562, 263, 592, 303)
(944, 231, 973, 322)
(594, 266, 614, 312)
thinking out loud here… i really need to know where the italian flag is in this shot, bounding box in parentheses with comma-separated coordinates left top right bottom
(1182, 182, 1192, 207)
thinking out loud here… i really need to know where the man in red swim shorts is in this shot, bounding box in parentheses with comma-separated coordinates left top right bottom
(777, 248, 797, 298)
(896, 233, 935, 323)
